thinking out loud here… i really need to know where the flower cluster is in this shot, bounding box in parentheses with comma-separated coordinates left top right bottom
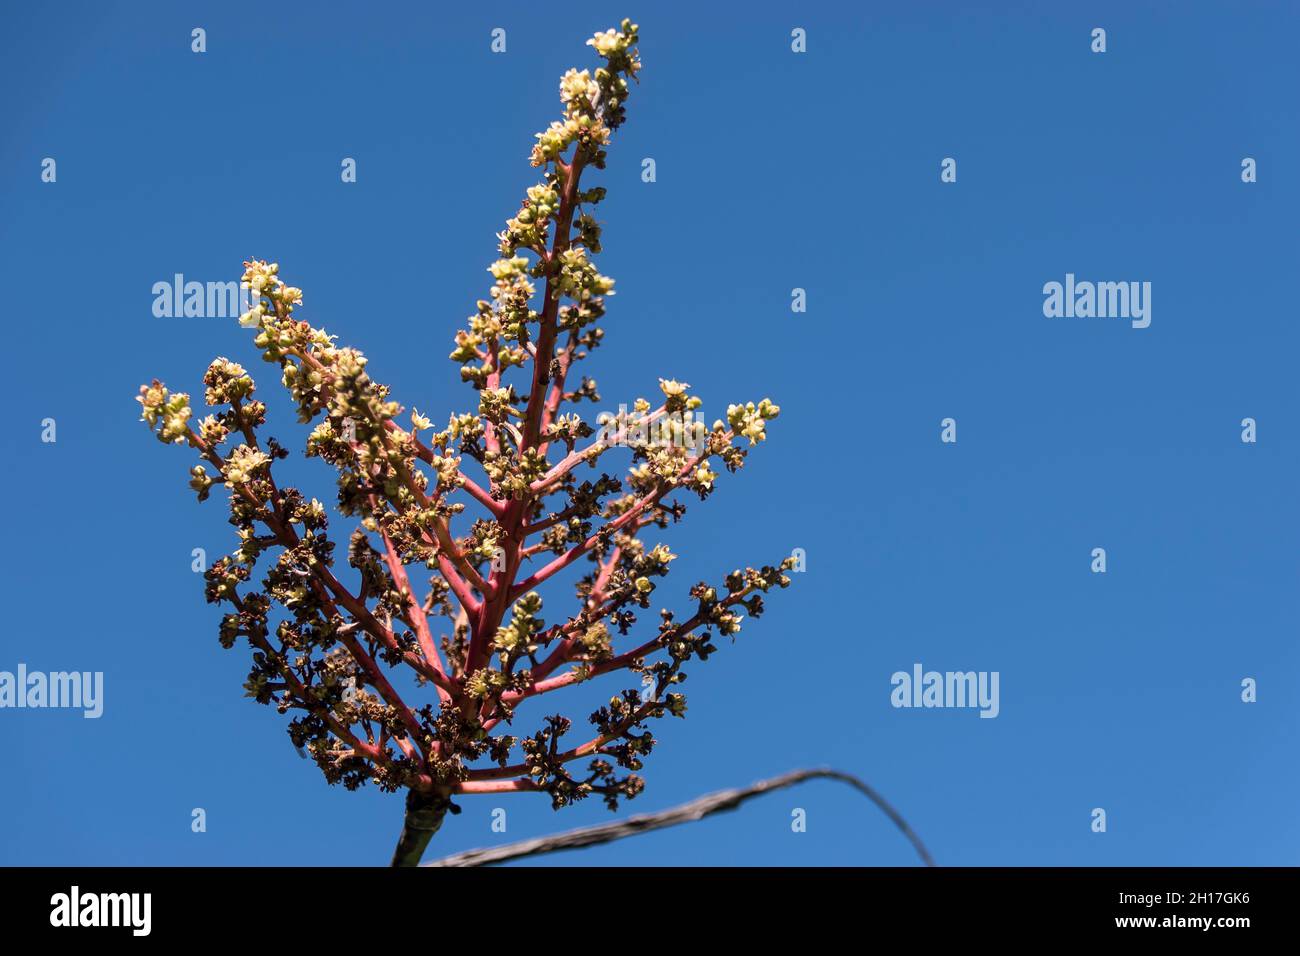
(135, 19, 791, 865)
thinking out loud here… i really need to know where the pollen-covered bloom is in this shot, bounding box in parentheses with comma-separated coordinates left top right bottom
(726, 399, 781, 445)
(238, 302, 264, 329)
(222, 444, 271, 486)
(559, 68, 599, 111)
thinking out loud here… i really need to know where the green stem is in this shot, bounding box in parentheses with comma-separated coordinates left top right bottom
(390, 789, 453, 867)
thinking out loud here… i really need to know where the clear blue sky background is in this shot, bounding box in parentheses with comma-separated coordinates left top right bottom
(1, 1, 1297, 866)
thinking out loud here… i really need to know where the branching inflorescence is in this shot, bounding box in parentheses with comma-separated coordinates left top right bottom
(136, 19, 791, 865)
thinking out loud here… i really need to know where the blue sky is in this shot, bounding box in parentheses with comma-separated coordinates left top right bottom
(1, 1, 1297, 866)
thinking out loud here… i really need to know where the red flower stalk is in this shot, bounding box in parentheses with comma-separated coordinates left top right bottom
(136, 18, 791, 866)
